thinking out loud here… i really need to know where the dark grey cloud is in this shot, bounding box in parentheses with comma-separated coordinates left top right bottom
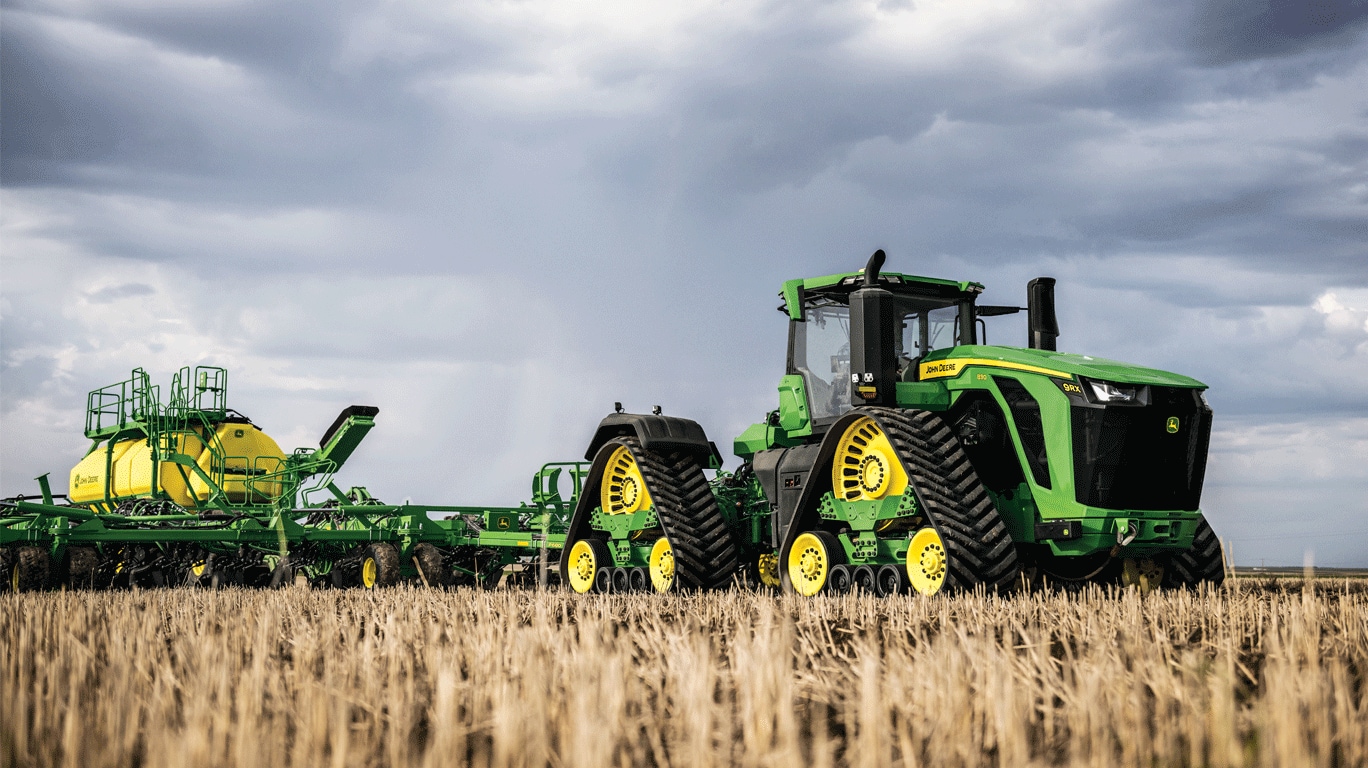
(1191, 0, 1368, 65)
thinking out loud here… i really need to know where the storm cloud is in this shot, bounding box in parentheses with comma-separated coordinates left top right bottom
(3, 0, 1366, 564)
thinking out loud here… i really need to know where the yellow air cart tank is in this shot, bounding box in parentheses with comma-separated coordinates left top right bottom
(69, 433, 206, 510)
(68, 422, 287, 510)
(189, 421, 288, 503)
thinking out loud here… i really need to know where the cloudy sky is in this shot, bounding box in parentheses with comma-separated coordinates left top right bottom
(3, 0, 1366, 565)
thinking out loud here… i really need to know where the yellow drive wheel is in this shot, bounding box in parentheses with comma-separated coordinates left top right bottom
(832, 416, 909, 502)
(360, 556, 378, 589)
(566, 539, 605, 594)
(906, 527, 947, 595)
(788, 531, 843, 597)
(649, 537, 675, 593)
(601, 444, 653, 515)
(756, 552, 781, 588)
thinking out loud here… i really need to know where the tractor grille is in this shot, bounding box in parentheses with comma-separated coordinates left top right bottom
(1070, 387, 1212, 511)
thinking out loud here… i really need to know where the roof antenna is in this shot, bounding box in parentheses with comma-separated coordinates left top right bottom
(863, 249, 886, 287)
(614, 402, 624, 414)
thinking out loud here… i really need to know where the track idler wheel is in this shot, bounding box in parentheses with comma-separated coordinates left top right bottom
(566, 539, 611, 594)
(648, 536, 675, 593)
(9, 546, 51, 592)
(852, 565, 877, 593)
(906, 527, 948, 595)
(787, 531, 844, 596)
(754, 552, 781, 589)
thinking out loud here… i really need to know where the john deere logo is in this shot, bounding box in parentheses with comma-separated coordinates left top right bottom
(497, 517, 511, 529)
(1166, 417, 1180, 434)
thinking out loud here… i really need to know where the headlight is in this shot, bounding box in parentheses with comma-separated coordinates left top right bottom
(1082, 378, 1147, 406)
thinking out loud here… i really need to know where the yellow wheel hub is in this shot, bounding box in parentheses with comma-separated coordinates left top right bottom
(566, 540, 599, 594)
(788, 532, 833, 597)
(649, 537, 675, 593)
(1121, 558, 1163, 594)
(191, 562, 206, 579)
(832, 417, 909, 502)
(601, 445, 652, 515)
(906, 527, 947, 595)
(756, 552, 781, 588)
(361, 556, 378, 589)
(9, 565, 18, 593)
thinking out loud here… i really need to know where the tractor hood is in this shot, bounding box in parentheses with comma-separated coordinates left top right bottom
(920, 345, 1207, 389)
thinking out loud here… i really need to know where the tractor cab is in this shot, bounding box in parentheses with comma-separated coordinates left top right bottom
(780, 250, 989, 426)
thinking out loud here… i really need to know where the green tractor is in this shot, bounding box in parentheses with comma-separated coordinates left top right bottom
(561, 251, 1224, 595)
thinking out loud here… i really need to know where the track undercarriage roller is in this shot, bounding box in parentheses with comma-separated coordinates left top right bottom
(852, 565, 877, 593)
(875, 564, 907, 596)
(827, 564, 853, 594)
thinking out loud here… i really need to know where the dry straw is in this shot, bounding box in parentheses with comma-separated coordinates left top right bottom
(2, 582, 1365, 767)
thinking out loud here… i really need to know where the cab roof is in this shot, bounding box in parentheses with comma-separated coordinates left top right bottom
(780, 271, 985, 320)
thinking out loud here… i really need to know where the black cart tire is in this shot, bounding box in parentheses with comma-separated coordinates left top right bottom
(10, 547, 51, 592)
(412, 543, 452, 587)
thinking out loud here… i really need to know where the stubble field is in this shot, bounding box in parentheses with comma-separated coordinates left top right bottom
(3, 581, 1366, 768)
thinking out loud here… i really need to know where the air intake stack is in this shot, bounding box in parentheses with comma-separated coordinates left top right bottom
(1027, 277, 1059, 351)
(849, 250, 898, 407)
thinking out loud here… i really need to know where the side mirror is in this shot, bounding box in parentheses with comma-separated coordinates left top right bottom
(1027, 277, 1059, 351)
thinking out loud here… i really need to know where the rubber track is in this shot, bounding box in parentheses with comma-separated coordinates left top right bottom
(622, 437, 739, 591)
(862, 407, 1020, 594)
(1164, 516, 1224, 587)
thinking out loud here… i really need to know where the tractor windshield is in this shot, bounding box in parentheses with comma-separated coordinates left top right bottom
(792, 304, 851, 420)
(792, 290, 973, 421)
